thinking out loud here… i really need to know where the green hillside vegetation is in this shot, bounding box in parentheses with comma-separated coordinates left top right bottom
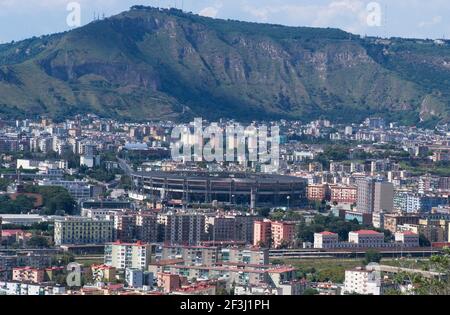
(0, 6, 449, 124)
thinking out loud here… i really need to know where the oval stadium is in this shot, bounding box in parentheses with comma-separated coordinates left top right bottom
(131, 171, 307, 208)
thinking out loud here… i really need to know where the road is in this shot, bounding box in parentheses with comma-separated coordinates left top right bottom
(117, 156, 133, 176)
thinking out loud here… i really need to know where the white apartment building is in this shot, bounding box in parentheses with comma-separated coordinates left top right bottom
(17, 159, 68, 172)
(342, 268, 382, 295)
(0, 281, 66, 296)
(104, 242, 152, 270)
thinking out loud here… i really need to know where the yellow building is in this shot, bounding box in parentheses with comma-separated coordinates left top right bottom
(54, 217, 114, 246)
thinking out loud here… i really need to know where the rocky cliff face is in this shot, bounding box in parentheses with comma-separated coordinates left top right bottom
(0, 6, 449, 124)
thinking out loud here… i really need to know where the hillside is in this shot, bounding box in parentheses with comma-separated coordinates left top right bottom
(0, 6, 449, 124)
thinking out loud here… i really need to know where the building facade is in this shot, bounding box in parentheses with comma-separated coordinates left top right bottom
(104, 241, 152, 270)
(54, 217, 114, 246)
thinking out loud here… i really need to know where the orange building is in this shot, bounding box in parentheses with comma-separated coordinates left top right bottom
(157, 273, 189, 294)
(253, 220, 273, 247)
(254, 220, 297, 248)
(12, 267, 45, 283)
(307, 184, 330, 202)
(271, 221, 297, 249)
(330, 185, 357, 204)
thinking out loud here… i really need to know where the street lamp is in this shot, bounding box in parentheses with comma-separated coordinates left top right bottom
(287, 195, 291, 211)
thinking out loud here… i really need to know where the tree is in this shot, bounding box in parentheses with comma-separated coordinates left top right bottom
(390, 248, 450, 295)
(270, 211, 285, 221)
(364, 250, 382, 265)
(26, 186, 76, 215)
(278, 239, 291, 249)
(119, 175, 133, 190)
(257, 208, 271, 218)
(27, 236, 50, 248)
(419, 234, 431, 247)
(303, 288, 319, 295)
(0, 195, 36, 214)
(0, 178, 11, 191)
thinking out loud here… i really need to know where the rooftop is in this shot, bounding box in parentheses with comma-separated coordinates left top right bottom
(397, 231, 418, 236)
(351, 230, 383, 235)
(318, 231, 337, 236)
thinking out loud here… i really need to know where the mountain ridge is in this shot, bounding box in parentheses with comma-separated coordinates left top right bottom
(0, 6, 449, 124)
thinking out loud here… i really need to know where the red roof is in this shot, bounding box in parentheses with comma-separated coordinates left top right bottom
(92, 264, 115, 270)
(432, 242, 450, 248)
(398, 231, 418, 236)
(2, 229, 25, 237)
(13, 266, 42, 272)
(352, 230, 383, 235)
(319, 231, 337, 235)
(105, 284, 124, 291)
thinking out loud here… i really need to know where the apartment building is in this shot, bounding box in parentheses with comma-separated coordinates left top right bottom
(54, 217, 114, 246)
(271, 221, 297, 248)
(111, 213, 137, 242)
(314, 231, 339, 249)
(205, 216, 236, 242)
(253, 220, 297, 249)
(383, 214, 421, 233)
(394, 192, 448, 213)
(158, 213, 206, 246)
(220, 247, 269, 266)
(104, 241, 152, 270)
(253, 220, 273, 248)
(136, 213, 158, 243)
(307, 184, 330, 202)
(158, 245, 269, 267)
(342, 268, 382, 295)
(161, 245, 219, 267)
(330, 185, 357, 204)
(12, 267, 45, 284)
(418, 219, 449, 243)
(150, 263, 296, 288)
(357, 178, 393, 213)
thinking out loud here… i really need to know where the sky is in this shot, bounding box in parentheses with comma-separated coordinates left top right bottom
(0, 0, 449, 43)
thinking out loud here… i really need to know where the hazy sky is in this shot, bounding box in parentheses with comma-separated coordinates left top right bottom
(0, 0, 449, 43)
